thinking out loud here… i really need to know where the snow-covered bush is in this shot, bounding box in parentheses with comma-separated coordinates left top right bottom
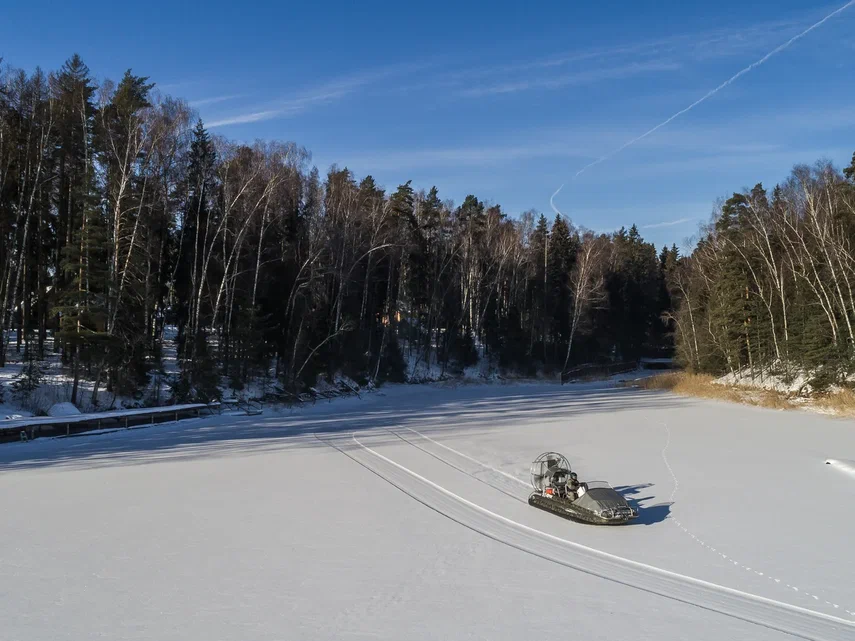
(47, 402, 81, 417)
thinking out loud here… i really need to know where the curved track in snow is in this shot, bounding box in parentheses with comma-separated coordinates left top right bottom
(317, 431, 855, 641)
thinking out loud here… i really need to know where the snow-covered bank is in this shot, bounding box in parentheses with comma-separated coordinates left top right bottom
(635, 370, 855, 419)
(0, 330, 179, 415)
(716, 367, 812, 395)
(715, 365, 855, 399)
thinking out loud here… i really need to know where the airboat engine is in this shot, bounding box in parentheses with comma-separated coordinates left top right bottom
(530, 451, 572, 496)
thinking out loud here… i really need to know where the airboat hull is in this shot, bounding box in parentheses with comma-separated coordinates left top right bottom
(528, 493, 634, 525)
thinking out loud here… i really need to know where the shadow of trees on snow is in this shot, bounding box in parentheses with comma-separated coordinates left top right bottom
(0, 384, 689, 475)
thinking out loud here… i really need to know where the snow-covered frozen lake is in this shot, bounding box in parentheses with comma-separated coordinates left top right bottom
(2, 381, 855, 640)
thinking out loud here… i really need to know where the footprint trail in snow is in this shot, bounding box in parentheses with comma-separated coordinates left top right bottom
(658, 421, 854, 618)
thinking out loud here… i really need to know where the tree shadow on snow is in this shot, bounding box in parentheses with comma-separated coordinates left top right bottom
(614, 483, 672, 525)
(0, 384, 692, 474)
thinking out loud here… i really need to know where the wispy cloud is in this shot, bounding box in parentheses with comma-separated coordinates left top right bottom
(400, 15, 805, 101)
(156, 79, 205, 93)
(580, 146, 855, 183)
(460, 60, 680, 97)
(528, 104, 855, 173)
(336, 142, 591, 172)
(200, 9, 824, 128)
(207, 110, 282, 127)
(199, 6, 842, 131)
(443, 18, 801, 86)
(680, 18, 804, 61)
(206, 63, 427, 128)
(642, 217, 695, 229)
(206, 82, 357, 128)
(330, 101, 855, 174)
(190, 94, 244, 107)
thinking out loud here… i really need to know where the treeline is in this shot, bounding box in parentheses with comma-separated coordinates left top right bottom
(0, 55, 674, 406)
(669, 158, 855, 389)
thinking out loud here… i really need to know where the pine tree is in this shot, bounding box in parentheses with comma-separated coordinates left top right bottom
(605, 224, 660, 361)
(93, 69, 156, 404)
(174, 119, 216, 359)
(51, 55, 96, 358)
(55, 198, 112, 406)
(50, 56, 102, 406)
(529, 213, 550, 361)
(844, 152, 855, 182)
(547, 215, 577, 363)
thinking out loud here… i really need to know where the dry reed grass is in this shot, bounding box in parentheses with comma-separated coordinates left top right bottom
(630, 372, 794, 411)
(814, 388, 855, 417)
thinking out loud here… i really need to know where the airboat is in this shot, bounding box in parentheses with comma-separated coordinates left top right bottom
(528, 452, 638, 525)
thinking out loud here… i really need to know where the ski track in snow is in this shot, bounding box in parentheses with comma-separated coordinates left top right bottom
(317, 430, 855, 641)
(382, 427, 529, 505)
(399, 426, 530, 487)
(398, 421, 854, 620)
(658, 421, 854, 619)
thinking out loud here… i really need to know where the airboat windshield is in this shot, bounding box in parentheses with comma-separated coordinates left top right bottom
(583, 481, 613, 490)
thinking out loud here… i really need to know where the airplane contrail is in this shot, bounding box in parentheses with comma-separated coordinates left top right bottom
(551, 0, 855, 208)
(550, 183, 565, 216)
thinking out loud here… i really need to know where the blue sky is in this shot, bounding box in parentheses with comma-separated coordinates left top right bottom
(3, 0, 854, 252)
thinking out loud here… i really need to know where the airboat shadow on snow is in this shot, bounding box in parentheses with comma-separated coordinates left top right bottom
(528, 452, 671, 526)
(612, 483, 672, 525)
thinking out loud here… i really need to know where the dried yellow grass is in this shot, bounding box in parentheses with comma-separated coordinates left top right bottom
(632, 372, 793, 411)
(814, 388, 855, 417)
(626, 371, 855, 418)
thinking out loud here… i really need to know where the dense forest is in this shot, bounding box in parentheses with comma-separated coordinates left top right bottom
(2, 55, 852, 408)
(670, 159, 855, 389)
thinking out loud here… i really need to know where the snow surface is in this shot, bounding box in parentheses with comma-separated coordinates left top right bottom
(2, 381, 855, 640)
(825, 458, 855, 478)
(47, 402, 81, 417)
(1, 405, 32, 421)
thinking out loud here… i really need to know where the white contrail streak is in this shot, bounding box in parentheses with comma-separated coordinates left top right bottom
(550, 183, 565, 216)
(563, 0, 855, 185)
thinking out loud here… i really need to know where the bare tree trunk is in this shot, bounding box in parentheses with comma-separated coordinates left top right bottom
(373, 256, 396, 383)
(561, 236, 607, 375)
(70, 345, 81, 406)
